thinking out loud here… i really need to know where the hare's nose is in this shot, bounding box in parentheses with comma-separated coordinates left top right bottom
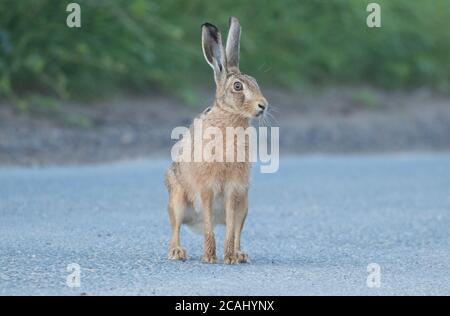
(258, 104, 266, 111)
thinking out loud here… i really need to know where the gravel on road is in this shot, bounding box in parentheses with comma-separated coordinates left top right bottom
(1, 154, 450, 295)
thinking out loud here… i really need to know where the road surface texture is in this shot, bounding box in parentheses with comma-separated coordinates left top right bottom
(1, 154, 450, 295)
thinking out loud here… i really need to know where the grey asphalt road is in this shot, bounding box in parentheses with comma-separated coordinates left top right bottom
(1, 154, 450, 295)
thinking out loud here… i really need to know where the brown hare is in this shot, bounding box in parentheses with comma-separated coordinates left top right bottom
(165, 17, 268, 264)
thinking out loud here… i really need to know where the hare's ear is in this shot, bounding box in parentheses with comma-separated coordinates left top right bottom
(202, 23, 227, 85)
(225, 16, 241, 73)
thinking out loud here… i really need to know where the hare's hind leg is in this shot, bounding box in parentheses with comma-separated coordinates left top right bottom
(167, 184, 187, 261)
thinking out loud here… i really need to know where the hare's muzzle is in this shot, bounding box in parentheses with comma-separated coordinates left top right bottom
(256, 98, 268, 116)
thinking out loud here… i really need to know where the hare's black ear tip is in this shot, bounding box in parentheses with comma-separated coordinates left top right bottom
(202, 22, 218, 32)
(202, 23, 219, 41)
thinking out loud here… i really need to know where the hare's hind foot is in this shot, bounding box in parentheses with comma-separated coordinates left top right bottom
(168, 247, 187, 261)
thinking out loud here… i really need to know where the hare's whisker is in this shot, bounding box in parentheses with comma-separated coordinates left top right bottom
(265, 111, 279, 126)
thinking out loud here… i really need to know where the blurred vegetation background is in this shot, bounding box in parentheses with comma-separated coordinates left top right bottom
(1, 0, 450, 106)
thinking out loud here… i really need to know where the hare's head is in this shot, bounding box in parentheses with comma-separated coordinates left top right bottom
(202, 17, 268, 118)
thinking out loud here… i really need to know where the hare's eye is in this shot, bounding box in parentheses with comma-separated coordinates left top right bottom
(233, 81, 243, 91)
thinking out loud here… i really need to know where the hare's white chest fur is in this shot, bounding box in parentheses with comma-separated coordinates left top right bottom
(184, 193, 225, 234)
(184, 180, 248, 234)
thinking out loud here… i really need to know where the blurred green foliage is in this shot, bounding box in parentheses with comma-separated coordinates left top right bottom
(0, 0, 450, 103)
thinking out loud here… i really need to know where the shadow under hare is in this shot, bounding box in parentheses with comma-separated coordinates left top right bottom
(165, 17, 268, 264)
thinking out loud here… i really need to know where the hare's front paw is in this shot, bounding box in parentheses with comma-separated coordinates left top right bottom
(202, 254, 217, 264)
(168, 247, 186, 261)
(235, 251, 249, 263)
(224, 252, 248, 264)
(223, 255, 237, 265)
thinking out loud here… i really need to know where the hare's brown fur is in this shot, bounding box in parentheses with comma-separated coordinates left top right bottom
(165, 17, 268, 264)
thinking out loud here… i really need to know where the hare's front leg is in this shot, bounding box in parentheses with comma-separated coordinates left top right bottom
(167, 185, 187, 261)
(224, 191, 248, 264)
(234, 195, 249, 263)
(201, 190, 217, 263)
